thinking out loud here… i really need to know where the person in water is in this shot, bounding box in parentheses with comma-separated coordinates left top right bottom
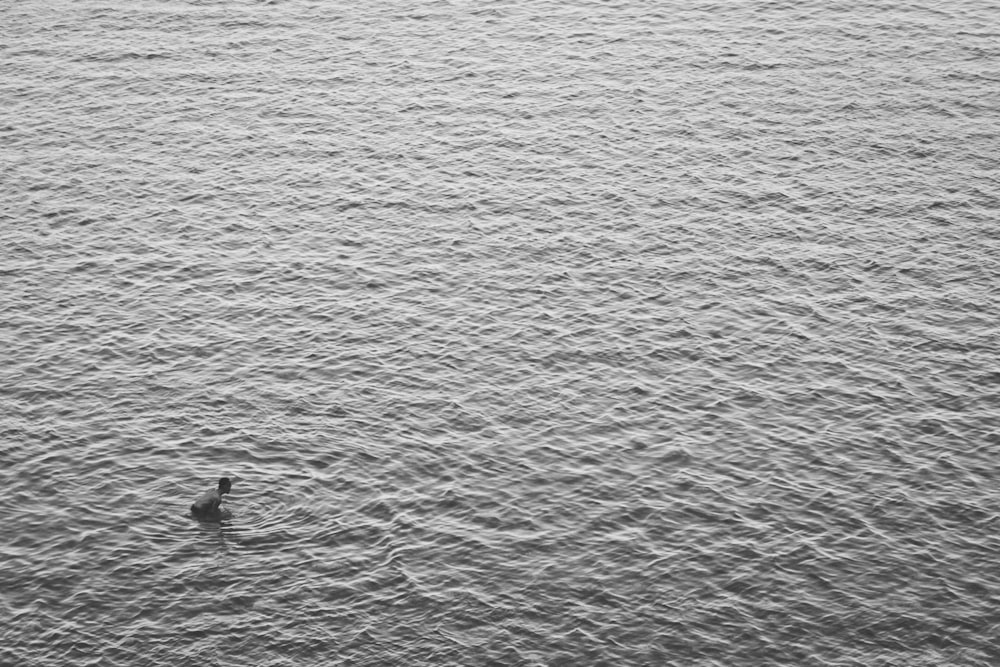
(191, 477, 232, 518)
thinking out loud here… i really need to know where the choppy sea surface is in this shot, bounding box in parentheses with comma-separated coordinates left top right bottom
(2, 0, 999, 664)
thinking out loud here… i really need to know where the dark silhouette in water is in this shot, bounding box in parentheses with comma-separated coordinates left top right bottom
(191, 477, 232, 519)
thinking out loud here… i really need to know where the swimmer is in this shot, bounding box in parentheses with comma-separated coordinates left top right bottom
(190, 477, 232, 519)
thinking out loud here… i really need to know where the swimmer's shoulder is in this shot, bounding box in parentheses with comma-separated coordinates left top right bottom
(191, 488, 220, 513)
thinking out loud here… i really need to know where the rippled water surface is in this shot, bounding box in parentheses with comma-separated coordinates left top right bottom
(3, 0, 999, 664)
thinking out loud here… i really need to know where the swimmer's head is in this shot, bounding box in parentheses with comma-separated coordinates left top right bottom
(218, 477, 232, 494)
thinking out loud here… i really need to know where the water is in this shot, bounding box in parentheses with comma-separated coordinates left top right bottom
(2, 0, 998, 664)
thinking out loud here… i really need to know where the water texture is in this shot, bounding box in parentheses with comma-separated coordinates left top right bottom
(2, 0, 999, 664)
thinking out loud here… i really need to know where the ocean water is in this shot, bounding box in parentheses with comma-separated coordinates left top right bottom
(2, 0, 998, 664)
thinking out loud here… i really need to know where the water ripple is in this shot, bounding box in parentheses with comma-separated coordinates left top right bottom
(3, 0, 999, 664)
